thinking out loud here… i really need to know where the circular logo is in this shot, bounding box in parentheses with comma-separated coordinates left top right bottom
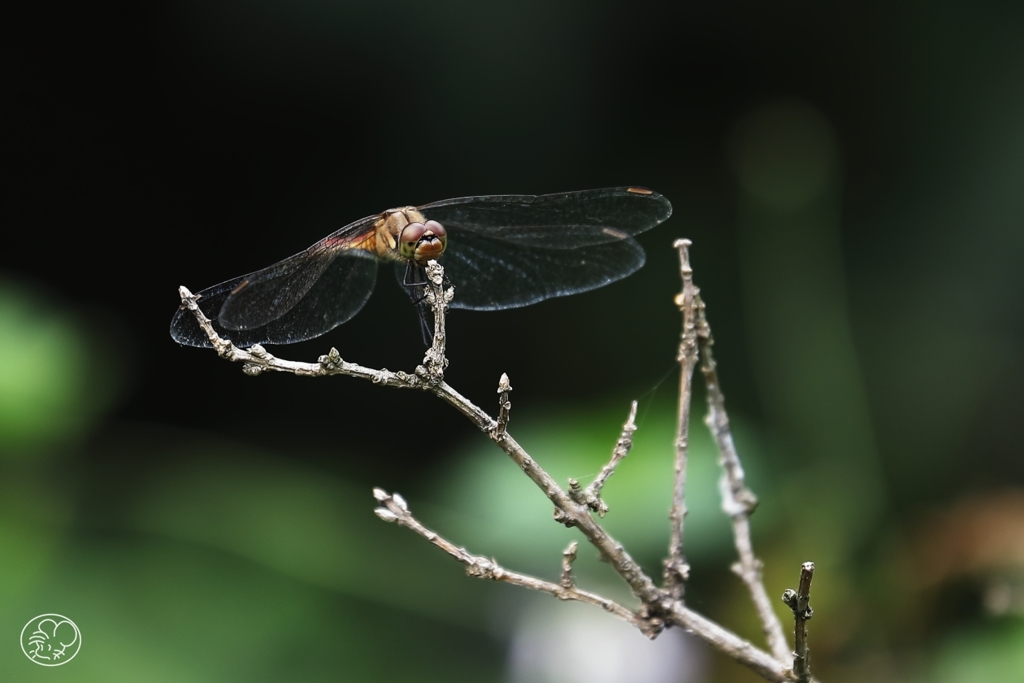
(20, 614, 81, 666)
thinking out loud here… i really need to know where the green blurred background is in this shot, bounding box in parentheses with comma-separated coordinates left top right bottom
(3, 1, 1024, 681)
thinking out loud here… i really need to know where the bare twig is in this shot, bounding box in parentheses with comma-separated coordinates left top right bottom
(373, 488, 644, 629)
(694, 281, 790, 662)
(570, 401, 638, 517)
(177, 252, 816, 683)
(665, 239, 700, 597)
(782, 562, 816, 682)
(494, 373, 512, 439)
(177, 281, 666, 611)
(372, 486, 796, 681)
(420, 260, 452, 381)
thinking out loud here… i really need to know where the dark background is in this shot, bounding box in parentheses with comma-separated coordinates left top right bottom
(3, 2, 1024, 682)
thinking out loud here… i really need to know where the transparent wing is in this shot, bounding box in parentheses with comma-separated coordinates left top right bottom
(170, 214, 381, 348)
(419, 187, 671, 246)
(395, 232, 646, 310)
(171, 251, 378, 347)
(407, 187, 669, 310)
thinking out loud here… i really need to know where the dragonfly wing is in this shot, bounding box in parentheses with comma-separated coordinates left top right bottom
(171, 250, 379, 348)
(411, 187, 665, 310)
(419, 187, 672, 247)
(170, 214, 383, 348)
(401, 230, 646, 311)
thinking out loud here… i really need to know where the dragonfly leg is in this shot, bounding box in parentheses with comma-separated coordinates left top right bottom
(402, 264, 435, 344)
(416, 300, 434, 345)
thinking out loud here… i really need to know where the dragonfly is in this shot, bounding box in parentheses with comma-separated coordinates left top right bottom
(170, 186, 672, 348)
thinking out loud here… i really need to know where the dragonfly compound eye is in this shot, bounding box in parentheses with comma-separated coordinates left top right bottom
(399, 222, 427, 260)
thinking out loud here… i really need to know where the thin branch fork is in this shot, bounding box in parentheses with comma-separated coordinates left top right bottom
(667, 240, 792, 667)
(694, 291, 790, 662)
(175, 250, 818, 683)
(569, 400, 638, 517)
(373, 489, 647, 630)
(176, 269, 667, 606)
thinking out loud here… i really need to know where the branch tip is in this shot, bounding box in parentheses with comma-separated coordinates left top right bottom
(674, 238, 694, 278)
(494, 373, 513, 438)
(784, 562, 816, 682)
(177, 285, 197, 304)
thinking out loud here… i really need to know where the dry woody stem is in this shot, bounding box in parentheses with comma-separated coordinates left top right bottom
(665, 239, 699, 597)
(374, 489, 642, 626)
(696, 292, 790, 662)
(782, 562, 816, 683)
(494, 373, 512, 438)
(176, 249, 820, 683)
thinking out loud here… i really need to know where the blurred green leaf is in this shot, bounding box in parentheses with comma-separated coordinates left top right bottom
(928, 619, 1024, 683)
(128, 436, 492, 626)
(0, 279, 119, 457)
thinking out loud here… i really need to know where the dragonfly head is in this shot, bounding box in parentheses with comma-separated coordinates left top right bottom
(399, 219, 448, 264)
